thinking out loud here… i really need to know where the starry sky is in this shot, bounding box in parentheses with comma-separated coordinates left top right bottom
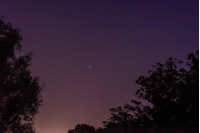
(0, 0, 198, 133)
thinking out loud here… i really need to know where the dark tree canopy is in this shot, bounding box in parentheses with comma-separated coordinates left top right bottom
(68, 124, 96, 133)
(70, 50, 198, 133)
(0, 17, 44, 133)
(101, 100, 154, 133)
(135, 51, 199, 129)
(102, 51, 199, 132)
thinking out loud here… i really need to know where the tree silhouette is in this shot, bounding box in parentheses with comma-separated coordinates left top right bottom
(135, 51, 199, 132)
(102, 100, 154, 133)
(68, 129, 75, 133)
(0, 16, 44, 133)
(68, 124, 96, 133)
(95, 127, 104, 133)
(102, 105, 135, 133)
(67, 50, 199, 133)
(102, 50, 198, 133)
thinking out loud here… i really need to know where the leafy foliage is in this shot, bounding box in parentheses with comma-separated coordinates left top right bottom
(135, 51, 199, 129)
(100, 50, 198, 133)
(69, 50, 198, 133)
(0, 17, 44, 133)
(68, 124, 96, 133)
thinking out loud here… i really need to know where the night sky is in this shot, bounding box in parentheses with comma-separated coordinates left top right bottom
(0, 0, 198, 133)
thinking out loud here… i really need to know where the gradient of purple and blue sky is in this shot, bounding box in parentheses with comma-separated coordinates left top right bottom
(0, 0, 198, 133)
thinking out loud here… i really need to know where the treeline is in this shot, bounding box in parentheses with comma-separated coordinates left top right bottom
(68, 50, 199, 133)
(0, 17, 198, 133)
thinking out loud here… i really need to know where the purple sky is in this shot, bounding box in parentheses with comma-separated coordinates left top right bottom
(0, 0, 198, 133)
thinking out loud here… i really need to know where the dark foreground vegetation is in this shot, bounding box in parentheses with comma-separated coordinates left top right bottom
(0, 17, 198, 133)
(0, 17, 44, 132)
(68, 50, 199, 133)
